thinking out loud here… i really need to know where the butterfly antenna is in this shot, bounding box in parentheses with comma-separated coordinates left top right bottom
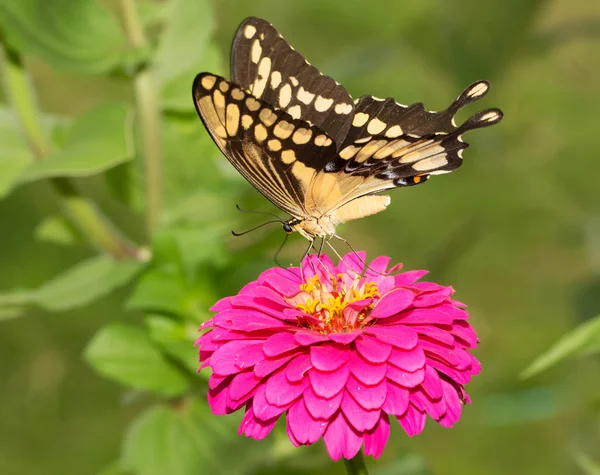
(235, 204, 285, 222)
(231, 220, 283, 236)
(332, 234, 388, 277)
(314, 237, 334, 279)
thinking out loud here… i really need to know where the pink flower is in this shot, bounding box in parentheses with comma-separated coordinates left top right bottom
(196, 253, 480, 461)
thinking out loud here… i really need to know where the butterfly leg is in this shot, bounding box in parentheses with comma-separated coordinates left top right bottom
(332, 234, 387, 277)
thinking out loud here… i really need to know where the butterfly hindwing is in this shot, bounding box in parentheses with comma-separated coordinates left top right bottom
(230, 17, 355, 149)
(192, 73, 339, 217)
(325, 81, 503, 189)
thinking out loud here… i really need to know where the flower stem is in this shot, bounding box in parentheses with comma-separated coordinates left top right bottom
(344, 451, 369, 475)
(117, 0, 162, 238)
(0, 43, 144, 261)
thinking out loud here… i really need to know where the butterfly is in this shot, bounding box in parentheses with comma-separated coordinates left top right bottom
(192, 17, 503, 243)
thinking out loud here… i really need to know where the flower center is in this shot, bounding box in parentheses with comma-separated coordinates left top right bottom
(289, 274, 380, 333)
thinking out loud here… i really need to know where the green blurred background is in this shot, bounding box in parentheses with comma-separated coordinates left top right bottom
(1, 0, 600, 474)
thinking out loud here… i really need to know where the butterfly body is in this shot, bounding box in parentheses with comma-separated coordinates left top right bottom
(193, 17, 503, 242)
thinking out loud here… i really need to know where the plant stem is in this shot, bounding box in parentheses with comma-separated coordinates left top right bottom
(344, 451, 369, 475)
(0, 43, 144, 261)
(118, 0, 162, 238)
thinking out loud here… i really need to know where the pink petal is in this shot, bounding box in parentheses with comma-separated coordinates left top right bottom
(410, 324, 455, 346)
(258, 267, 301, 295)
(364, 325, 418, 350)
(355, 334, 392, 363)
(295, 331, 330, 346)
(323, 412, 363, 461)
(310, 344, 350, 371)
(228, 370, 262, 401)
(208, 373, 227, 390)
(363, 414, 390, 458)
(303, 386, 344, 420)
(210, 296, 234, 312)
(394, 270, 428, 286)
(285, 353, 312, 383)
(254, 352, 296, 378)
(410, 388, 446, 420)
(308, 364, 350, 398)
(329, 332, 360, 344)
(346, 374, 387, 410)
(419, 340, 460, 366)
(390, 308, 454, 325)
(252, 384, 291, 421)
(235, 343, 265, 370)
(451, 321, 479, 347)
(386, 365, 425, 388)
(397, 403, 426, 437)
(210, 340, 259, 376)
(343, 300, 373, 326)
(207, 378, 231, 414)
(239, 406, 277, 440)
(287, 398, 328, 444)
(420, 365, 443, 400)
(437, 303, 469, 321)
(263, 332, 300, 357)
(364, 256, 391, 280)
(382, 381, 410, 416)
(387, 346, 426, 372)
(370, 288, 415, 319)
(427, 359, 472, 385)
(438, 379, 463, 427)
(341, 390, 382, 432)
(265, 369, 309, 407)
(348, 351, 387, 386)
(337, 251, 366, 276)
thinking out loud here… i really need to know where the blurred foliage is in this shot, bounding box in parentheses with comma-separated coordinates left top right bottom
(0, 0, 600, 474)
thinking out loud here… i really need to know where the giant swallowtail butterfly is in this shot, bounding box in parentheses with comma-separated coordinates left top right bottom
(192, 17, 503, 241)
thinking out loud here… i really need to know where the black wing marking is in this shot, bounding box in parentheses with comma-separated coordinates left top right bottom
(192, 73, 339, 217)
(325, 81, 503, 186)
(230, 17, 354, 149)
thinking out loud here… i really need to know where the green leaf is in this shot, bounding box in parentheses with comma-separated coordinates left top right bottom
(0, 107, 34, 200)
(20, 103, 134, 182)
(573, 450, 600, 475)
(126, 270, 199, 319)
(35, 214, 83, 246)
(155, 0, 215, 83)
(521, 315, 600, 378)
(0, 0, 134, 74)
(84, 322, 189, 397)
(162, 43, 224, 113)
(146, 315, 199, 373)
(121, 399, 261, 475)
(0, 306, 26, 321)
(34, 255, 144, 311)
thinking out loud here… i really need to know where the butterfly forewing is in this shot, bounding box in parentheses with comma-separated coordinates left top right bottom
(193, 72, 340, 218)
(230, 17, 355, 149)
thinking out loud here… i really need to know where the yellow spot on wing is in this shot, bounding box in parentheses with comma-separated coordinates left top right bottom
(315, 96, 334, 112)
(225, 103, 240, 136)
(297, 87, 315, 104)
(288, 105, 302, 119)
(293, 127, 312, 144)
(334, 103, 352, 114)
(254, 124, 268, 142)
(352, 112, 369, 127)
(281, 149, 296, 164)
(201, 75, 216, 90)
(385, 125, 403, 138)
(231, 88, 245, 100)
(366, 118, 386, 135)
(274, 120, 294, 139)
(253, 57, 271, 97)
(270, 71, 282, 89)
(244, 25, 257, 39)
(241, 114, 253, 130)
(279, 84, 292, 108)
(259, 108, 277, 126)
(339, 145, 360, 160)
(268, 139, 282, 151)
(251, 39, 262, 64)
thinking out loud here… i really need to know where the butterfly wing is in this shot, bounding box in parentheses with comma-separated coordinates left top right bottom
(230, 17, 355, 149)
(192, 73, 339, 218)
(311, 81, 503, 218)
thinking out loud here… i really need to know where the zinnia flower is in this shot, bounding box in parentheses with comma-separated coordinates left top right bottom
(196, 253, 480, 461)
